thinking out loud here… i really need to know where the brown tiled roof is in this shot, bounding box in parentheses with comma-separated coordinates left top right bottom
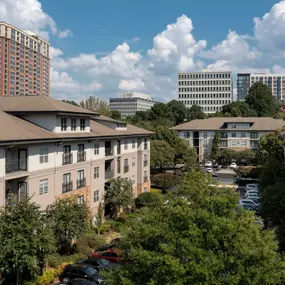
(0, 96, 97, 115)
(172, 117, 285, 131)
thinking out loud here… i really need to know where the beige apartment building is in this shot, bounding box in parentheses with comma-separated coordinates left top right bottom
(0, 96, 151, 217)
(173, 117, 285, 161)
(0, 22, 50, 97)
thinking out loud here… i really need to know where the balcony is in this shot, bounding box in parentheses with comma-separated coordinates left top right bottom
(62, 153, 73, 165)
(77, 151, 86, 162)
(105, 170, 114, 179)
(144, 143, 148, 150)
(144, 160, 148, 167)
(62, 181, 73, 193)
(5, 159, 28, 174)
(105, 148, 113, 156)
(144, 176, 148, 183)
(77, 178, 86, 189)
(124, 165, 129, 173)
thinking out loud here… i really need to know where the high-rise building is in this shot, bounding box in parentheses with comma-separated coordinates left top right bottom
(110, 92, 159, 118)
(237, 73, 285, 101)
(178, 71, 233, 114)
(0, 22, 50, 97)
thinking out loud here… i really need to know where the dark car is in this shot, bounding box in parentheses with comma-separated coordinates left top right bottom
(95, 243, 116, 252)
(77, 258, 111, 271)
(61, 278, 97, 285)
(59, 264, 104, 284)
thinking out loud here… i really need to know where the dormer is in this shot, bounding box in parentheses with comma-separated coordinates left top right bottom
(93, 116, 128, 131)
(222, 121, 253, 130)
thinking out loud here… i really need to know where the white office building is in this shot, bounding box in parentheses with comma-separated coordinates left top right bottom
(178, 71, 233, 114)
(110, 92, 158, 118)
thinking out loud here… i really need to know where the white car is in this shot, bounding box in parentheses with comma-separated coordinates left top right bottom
(245, 184, 259, 191)
(246, 195, 260, 205)
(205, 167, 213, 173)
(245, 192, 259, 199)
(240, 199, 259, 207)
(204, 161, 213, 167)
(229, 162, 238, 169)
(246, 189, 259, 196)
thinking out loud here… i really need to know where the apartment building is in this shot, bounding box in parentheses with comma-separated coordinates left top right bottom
(178, 71, 233, 114)
(110, 92, 159, 118)
(237, 73, 285, 101)
(173, 117, 285, 161)
(0, 22, 50, 97)
(0, 96, 151, 217)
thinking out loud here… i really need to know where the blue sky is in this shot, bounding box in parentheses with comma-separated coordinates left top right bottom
(1, 0, 285, 101)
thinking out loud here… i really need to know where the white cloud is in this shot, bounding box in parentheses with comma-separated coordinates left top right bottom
(0, 0, 71, 40)
(58, 29, 73, 39)
(118, 79, 145, 91)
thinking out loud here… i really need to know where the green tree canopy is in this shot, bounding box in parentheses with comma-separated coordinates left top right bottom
(104, 172, 285, 285)
(210, 131, 221, 160)
(187, 105, 205, 121)
(0, 197, 55, 285)
(104, 177, 134, 220)
(47, 196, 90, 255)
(221, 101, 257, 117)
(79, 96, 111, 116)
(245, 82, 279, 117)
(111, 110, 122, 120)
(167, 100, 188, 125)
(150, 140, 175, 168)
(149, 103, 174, 122)
(62, 100, 79, 106)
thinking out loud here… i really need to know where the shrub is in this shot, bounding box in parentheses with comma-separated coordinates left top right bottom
(36, 268, 56, 285)
(116, 212, 128, 223)
(76, 233, 105, 255)
(99, 222, 112, 234)
(135, 192, 163, 209)
(46, 253, 86, 268)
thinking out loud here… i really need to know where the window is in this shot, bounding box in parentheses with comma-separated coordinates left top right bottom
(240, 141, 246, 146)
(94, 143, 99, 155)
(132, 140, 136, 149)
(232, 141, 237, 146)
(241, 132, 246, 138)
(144, 138, 148, 150)
(62, 173, 72, 193)
(184, 132, 190, 138)
(232, 133, 236, 138)
(232, 124, 237, 129)
(94, 190, 99, 202)
(124, 140, 128, 150)
(204, 132, 207, 138)
(132, 175, 135, 185)
(77, 170, 85, 188)
(39, 148, 48, 164)
(71, 118, 77, 131)
(132, 157, 135, 167)
(77, 195, 84, 204)
(94, 166, 99, 178)
(61, 118, 67, 131)
(250, 132, 259, 139)
(39, 179, 48, 195)
(80, 119, 85, 131)
(203, 141, 208, 147)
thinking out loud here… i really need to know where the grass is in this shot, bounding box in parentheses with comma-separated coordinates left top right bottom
(150, 188, 162, 194)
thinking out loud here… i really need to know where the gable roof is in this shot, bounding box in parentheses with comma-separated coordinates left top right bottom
(172, 117, 285, 131)
(0, 96, 97, 115)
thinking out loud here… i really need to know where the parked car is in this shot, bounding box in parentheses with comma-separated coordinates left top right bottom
(245, 189, 259, 196)
(59, 264, 104, 284)
(204, 161, 213, 167)
(245, 184, 259, 191)
(205, 167, 213, 173)
(240, 203, 257, 211)
(91, 251, 127, 264)
(239, 199, 259, 207)
(245, 192, 259, 199)
(212, 162, 219, 168)
(229, 162, 238, 169)
(60, 279, 97, 285)
(78, 258, 112, 271)
(246, 195, 260, 205)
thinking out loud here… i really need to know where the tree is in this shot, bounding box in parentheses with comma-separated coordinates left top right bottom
(167, 100, 188, 125)
(219, 148, 238, 164)
(210, 131, 221, 160)
(187, 105, 205, 121)
(110, 110, 121, 120)
(150, 140, 175, 169)
(221, 101, 257, 117)
(47, 196, 90, 255)
(0, 197, 55, 285)
(80, 96, 111, 116)
(149, 103, 174, 122)
(62, 100, 79, 106)
(104, 177, 134, 220)
(104, 171, 285, 285)
(245, 82, 279, 117)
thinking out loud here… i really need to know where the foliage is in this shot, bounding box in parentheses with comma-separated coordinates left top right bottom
(187, 104, 205, 120)
(0, 197, 55, 285)
(104, 171, 285, 285)
(219, 149, 256, 165)
(167, 100, 188, 125)
(95, 202, 104, 234)
(62, 100, 79, 106)
(235, 166, 262, 179)
(111, 110, 121, 120)
(150, 140, 175, 168)
(135, 192, 164, 208)
(46, 253, 85, 268)
(47, 196, 90, 255)
(151, 173, 183, 190)
(104, 177, 135, 220)
(245, 82, 279, 117)
(79, 96, 111, 116)
(221, 101, 257, 117)
(148, 102, 174, 122)
(210, 131, 221, 160)
(76, 232, 105, 256)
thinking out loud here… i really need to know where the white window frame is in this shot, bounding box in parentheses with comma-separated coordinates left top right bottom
(71, 118, 77, 131)
(94, 143, 99, 155)
(77, 195, 84, 204)
(39, 179, 48, 195)
(94, 190, 99, 202)
(39, 148, 48, 164)
(132, 140, 136, 149)
(124, 140, 128, 150)
(94, 166, 99, 179)
(132, 157, 135, 167)
(80, 119, 86, 131)
(61, 118, 67, 131)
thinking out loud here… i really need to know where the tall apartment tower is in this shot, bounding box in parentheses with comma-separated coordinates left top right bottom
(0, 22, 50, 97)
(178, 71, 233, 114)
(237, 73, 285, 102)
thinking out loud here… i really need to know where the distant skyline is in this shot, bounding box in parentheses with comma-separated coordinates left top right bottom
(1, 0, 284, 102)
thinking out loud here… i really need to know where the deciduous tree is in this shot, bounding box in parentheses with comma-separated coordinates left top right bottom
(187, 105, 205, 121)
(80, 96, 111, 116)
(167, 100, 188, 125)
(150, 140, 175, 169)
(221, 101, 257, 117)
(210, 131, 221, 160)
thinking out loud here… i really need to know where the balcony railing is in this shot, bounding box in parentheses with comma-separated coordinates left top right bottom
(124, 165, 129, 173)
(6, 159, 28, 173)
(62, 153, 73, 165)
(105, 170, 114, 179)
(144, 160, 148, 167)
(77, 151, 86, 162)
(77, 178, 86, 189)
(105, 148, 113, 156)
(144, 176, 148, 183)
(62, 181, 73, 193)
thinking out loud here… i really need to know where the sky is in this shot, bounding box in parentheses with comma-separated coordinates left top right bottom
(1, 0, 285, 102)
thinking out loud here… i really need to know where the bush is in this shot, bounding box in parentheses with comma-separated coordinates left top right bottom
(36, 269, 56, 285)
(46, 253, 86, 268)
(235, 166, 262, 179)
(116, 212, 128, 223)
(76, 233, 105, 255)
(135, 192, 163, 209)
